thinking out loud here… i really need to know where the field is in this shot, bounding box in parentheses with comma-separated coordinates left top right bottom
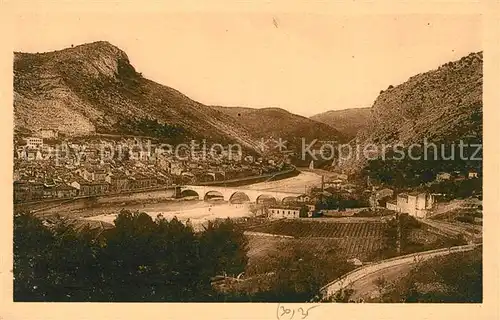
(248, 219, 386, 238)
(246, 219, 387, 261)
(225, 217, 460, 299)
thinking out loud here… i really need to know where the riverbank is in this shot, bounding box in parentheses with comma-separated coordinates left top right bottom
(25, 170, 325, 229)
(84, 200, 253, 231)
(15, 168, 300, 210)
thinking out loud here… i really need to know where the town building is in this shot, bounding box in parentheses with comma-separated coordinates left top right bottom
(106, 173, 130, 193)
(53, 184, 78, 198)
(468, 169, 479, 179)
(39, 128, 58, 139)
(386, 192, 435, 218)
(25, 149, 43, 161)
(323, 179, 343, 189)
(386, 200, 398, 212)
(268, 206, 302, 219)
(13, 180, 44, 202)
(70, 180, 92, 197)
(296, 194, 311, 203)
(436, 172, 452, 181)
(92, 181, 110, 195)
(26, 137, 43, 149)
(92, 169, 107, 182)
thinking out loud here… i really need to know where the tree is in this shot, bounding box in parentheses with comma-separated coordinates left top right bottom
(199, 218, 249, 278)
(299, 205, 309, 218)
(14, 213, 54, 301)
(383, 213, 421, 256)
(14, 213, 104, 301)
(240, 242, 352, 302)
(13, 210, 250, 302)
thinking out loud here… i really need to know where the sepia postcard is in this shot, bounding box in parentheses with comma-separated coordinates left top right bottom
(1, 1, 499, 319)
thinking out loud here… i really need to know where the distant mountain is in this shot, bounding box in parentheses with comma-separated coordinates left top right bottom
(213, 106, 347, 150)
(340, 51, 483, 174)
(14, 41, 260, 152)
(310, 107, 371, 139)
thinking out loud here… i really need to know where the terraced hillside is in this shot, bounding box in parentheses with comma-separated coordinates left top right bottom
(247, 219, 387, 261)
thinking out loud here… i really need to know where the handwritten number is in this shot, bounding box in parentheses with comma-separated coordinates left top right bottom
(301, 305, 319, 319)
(298, 307, 306, 318)
(280, 306, 290, 316)
(277, 305, 319, 320)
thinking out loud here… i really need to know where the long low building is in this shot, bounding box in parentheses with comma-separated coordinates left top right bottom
(268, 206, 302, 219)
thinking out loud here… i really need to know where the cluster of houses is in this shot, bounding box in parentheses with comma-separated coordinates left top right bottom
(436, 169, 479, 181)
(262, 167, 481, 221)
(13, 163, 170, 203)
(383, 169, 480, 218)
(13, 132, 292, 203)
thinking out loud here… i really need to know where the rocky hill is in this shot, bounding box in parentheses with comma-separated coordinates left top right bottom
(213, 106, 346, 150)
(310, 107, 371, 140)
(14, 41, 260, 151)
(341, 51, 483, 174)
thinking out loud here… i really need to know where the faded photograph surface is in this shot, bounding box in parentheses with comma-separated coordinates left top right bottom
(12, 12, 483, 304)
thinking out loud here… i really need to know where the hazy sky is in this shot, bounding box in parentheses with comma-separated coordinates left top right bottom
(12, 11, 482, 116)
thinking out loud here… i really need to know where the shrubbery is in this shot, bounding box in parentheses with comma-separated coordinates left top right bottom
(14, 210, 248, 302)
(379, 248, 482, 302)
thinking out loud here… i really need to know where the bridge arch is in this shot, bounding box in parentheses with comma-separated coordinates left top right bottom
(180, 189, 200, 200)
(180, 185, 302, 204)
(204, 190, 225, 201)
(228, 191, 251, 204)
(256, 194, 277, 205)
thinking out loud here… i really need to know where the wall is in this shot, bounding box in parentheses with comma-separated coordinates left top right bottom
(194, 167, 299, 187)
(386, 202, 398, 211)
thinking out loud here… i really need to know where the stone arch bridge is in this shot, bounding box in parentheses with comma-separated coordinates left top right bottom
(180, 185, 304, 204)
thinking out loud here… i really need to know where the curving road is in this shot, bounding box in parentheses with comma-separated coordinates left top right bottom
(320, 243, 482, 301)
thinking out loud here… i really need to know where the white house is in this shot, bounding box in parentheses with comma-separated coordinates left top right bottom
(25, 137, 43, 149)
(436, 172, 452, 181)
(386, 192, 435, 218)
(268, 206, 302, 220)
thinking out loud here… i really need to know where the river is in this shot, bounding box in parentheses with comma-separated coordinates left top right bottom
(83, 170, 326, 229)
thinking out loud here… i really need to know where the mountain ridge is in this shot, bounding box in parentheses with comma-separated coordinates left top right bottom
(310, 107, 371, 139)
(14, 41, 263, 152)
(339, 51, 483, 174)
(14, 41, 345, 155)
(212, 105, 347, 146)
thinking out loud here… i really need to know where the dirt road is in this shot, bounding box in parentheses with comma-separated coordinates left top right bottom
(320, 243, 482, 300)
